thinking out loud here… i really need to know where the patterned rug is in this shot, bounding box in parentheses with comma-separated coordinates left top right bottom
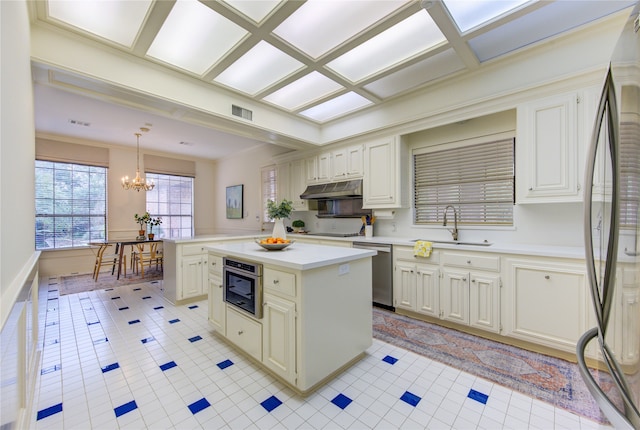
(372, 307, 619, 424)
(58, 268, 163, 296)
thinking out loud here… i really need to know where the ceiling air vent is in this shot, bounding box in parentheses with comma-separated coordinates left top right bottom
(232, 105, 253, 121)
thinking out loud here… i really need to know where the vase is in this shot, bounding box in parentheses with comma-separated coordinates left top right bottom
(272, 218, 286, 239)
(138, 229, 146, 238)
(147, 233, 155, 240)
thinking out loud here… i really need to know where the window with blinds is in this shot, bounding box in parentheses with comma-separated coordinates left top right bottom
(414, 138, 515, 225)
(620, 121, 640, 229)
(145, 173, 194, 239)
(262, 165, 277, 222)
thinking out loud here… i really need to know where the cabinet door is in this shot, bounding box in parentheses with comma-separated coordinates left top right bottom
(516, 93, 579, 203)
(469, 272, 501, 333)
(289, 159, 308, 211)
(305, 156, 318, 183)
(317, 152, 331, 182)
(226, 308, 262, 361)
(182, 255, 204, 299)
(441, 269, 469, 325)
(394, 262, 416, 311)
(415, 263, 439, 318)
(364, 138, 397, 207)
(262, 294, 296, 384)
(332, 148, 348, 179)
(505, 260, 586, 352)
(208, 276, 225, 334)
(346, 145, 364, 178)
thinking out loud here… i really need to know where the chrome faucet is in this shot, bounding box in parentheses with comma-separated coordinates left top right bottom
(443, 205, 459, 241)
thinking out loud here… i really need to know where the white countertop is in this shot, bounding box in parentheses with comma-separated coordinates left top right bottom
(205, 241, 376, 271)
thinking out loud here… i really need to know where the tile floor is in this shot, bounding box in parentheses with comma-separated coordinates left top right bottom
(30, 277, 612, 430)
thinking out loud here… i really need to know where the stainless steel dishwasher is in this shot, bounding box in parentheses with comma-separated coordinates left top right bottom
(352, 242, 393, 310)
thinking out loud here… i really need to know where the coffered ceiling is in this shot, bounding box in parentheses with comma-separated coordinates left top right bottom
(30, 0, 635, 158)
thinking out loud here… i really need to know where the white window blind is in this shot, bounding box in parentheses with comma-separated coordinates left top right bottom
(414, 138, 515, 225)
(620, 121, 640, 228)
(145, 173, 194, 238)
(262, 165, 277, 222)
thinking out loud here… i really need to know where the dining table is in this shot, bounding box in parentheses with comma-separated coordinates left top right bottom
(90, 238, 162, 279)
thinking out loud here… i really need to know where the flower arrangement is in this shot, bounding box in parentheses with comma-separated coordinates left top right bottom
(266, 199, 293, 219)
(134, 212, 151, 229)
(147, 216, 162, 234)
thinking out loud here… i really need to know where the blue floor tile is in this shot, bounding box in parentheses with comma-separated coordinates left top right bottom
(169, 318, 180, 324)
(114, 400, 137, 418)
(93, 337, 108, 345)
(331, 393, 353, 409)
(188, 305, 199, 309)
(188, 398, 211, 415)
(382, 355, 398, 365)
(118, 306, 129, 311)
(142, 296, 151, 299)
(101, 362, 120, 373)
(217, 359, 234, 370)
(41, 364, 61, 375)
(133, 288, 141, 291)
(141, 336, 155, 344)
(37, 403, 63, 420)
(468, 389, 489, 404)
(87, 321, 100, 325)
(261, 395, 282, 412)
(400, 391, 421, 407)
(154, 306, 164, 310)
(128, 319, 141, 325)
(111, 296, 120, 300)
(160, 361, 177, 371)
(188, 335, 202, 343)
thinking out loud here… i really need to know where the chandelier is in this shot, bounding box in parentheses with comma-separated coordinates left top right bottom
(121, 132, 154, 192)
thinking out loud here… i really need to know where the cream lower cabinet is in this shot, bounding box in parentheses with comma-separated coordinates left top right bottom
(164, 242, 214, 304)
(226, 307, 262, 361)
(503, 257, 587, 353)
(182, 254, 207, 299)
(441, 252, 501, 333)
(394, 246, 500, 334)
(208, 254, 225, 333)
(262, 293, 296, 383)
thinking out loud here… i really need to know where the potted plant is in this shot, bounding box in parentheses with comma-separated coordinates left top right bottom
(292, 219, 305, 233)
(147, 216, 162, 240)
(267, 199, 293, 239)
(134, 212, 151, 237)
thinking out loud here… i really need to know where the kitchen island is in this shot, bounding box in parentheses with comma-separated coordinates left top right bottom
(206, 241, 375, 395)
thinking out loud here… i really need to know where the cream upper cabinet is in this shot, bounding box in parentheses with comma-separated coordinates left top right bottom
(333, 145, 364, 179)
(363, 136, 408, 209)
(516, 87, 599, 204)
(332, 148, 348, 179)
(305, 156, 319, 184)
(317, 152, 331, 183)
(289, 159, 308, 211)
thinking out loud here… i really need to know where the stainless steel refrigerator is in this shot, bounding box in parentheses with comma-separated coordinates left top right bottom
(579, 3, 640, 428)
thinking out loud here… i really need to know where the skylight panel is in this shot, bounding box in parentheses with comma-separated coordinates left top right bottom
(273, 0, 409, 59)
(214, 42, 303, 95)
(327, 11, 445, 83)
(299, 92, 373, 122)
(147, 0, 248, 75)
(262, 72, 344, 111)
(221, 0, 282, 23)
(442, 0, 531, 33)
(47, 0, 152, 47)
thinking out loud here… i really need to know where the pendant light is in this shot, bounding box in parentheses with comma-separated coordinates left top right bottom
(121, 131, 154, 192)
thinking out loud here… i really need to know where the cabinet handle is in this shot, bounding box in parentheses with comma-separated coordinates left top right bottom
(211, 261, 216, 266)
(471, 279, 476, 283)
(528, 187, 533, 191)
(463, 277, 467, 281)
(545, 275, 550, 280)
(273, 279, 280, 284)
(467, 260, 471, 264)
(218, 284, 222, 288)
(238, 330, 244, 335)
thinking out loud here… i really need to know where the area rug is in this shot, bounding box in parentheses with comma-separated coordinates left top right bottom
(372, 307, 620, 424)
(58, 268, 163, 296)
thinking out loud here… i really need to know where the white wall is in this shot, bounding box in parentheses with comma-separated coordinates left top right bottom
(0, 0, 37, 321)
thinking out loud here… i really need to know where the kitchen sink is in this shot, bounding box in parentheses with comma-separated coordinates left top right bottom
(411, 239, 492, 246)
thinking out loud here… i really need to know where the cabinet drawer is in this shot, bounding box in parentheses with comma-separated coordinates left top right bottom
(208, 254, 223, 275)
(264, 268, 296, 298)
(182, 244, 208, 256)
(393, 246, 440, 264)
(226, 307, 262, 361)
(442, 252, 500, 272)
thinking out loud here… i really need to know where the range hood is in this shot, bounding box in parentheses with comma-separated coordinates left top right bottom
(300, 179, 363, 200)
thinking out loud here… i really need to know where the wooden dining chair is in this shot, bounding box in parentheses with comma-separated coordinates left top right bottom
(133, 242, 163, 278)
(93, 243, 125, 281)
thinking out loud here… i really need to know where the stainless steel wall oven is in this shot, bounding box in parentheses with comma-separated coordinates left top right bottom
(223, 257, 263, 319)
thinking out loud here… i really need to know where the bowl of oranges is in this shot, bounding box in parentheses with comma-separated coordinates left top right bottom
(256, 237, 294, 251)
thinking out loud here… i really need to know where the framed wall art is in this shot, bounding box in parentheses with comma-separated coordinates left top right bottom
(226, 184, 243, 219)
